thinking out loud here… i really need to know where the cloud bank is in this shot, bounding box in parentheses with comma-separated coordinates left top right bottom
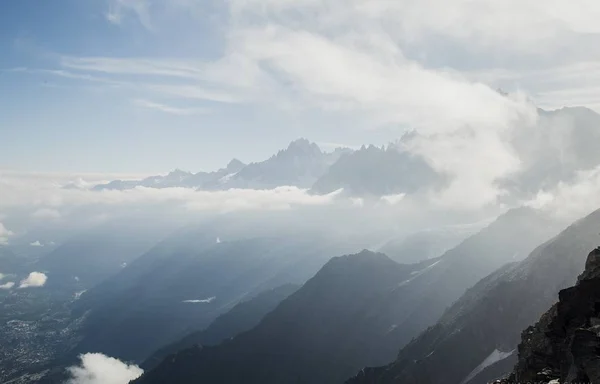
(19, 272, 48, 288)
(65, 353, 143, 384)
(0, 170, 341, 213)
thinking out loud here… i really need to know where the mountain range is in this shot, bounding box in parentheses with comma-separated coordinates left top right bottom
(68, 227, 363, 362)
(93, 107, 600, 202)
(7, 107, 600, 384)
(132, 207, 562, 384)
(94, 139, 351, 192)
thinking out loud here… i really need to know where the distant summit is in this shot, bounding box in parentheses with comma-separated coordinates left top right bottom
(311, 144, 444, 196)
(286, 138, 322, 156)
(93, 139, 346, 191)
(225, 159, 245, 173)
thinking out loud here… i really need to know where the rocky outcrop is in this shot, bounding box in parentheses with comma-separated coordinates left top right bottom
(508, 247, 600, 383)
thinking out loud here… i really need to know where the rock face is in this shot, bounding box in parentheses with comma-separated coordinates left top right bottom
(508, 247, 600, 383)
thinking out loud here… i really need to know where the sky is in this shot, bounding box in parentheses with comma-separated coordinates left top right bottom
(3, 0, 600, 173)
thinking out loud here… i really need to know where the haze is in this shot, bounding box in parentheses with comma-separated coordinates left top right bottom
(3, 1, 600, 384)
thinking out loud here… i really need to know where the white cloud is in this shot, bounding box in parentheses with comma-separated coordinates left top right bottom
(0, 282, 15, 290)
(182, 296, 216, 303)
(106, 0, 152, 30)
(32, 208, 61, 220)
(317, 142, 361, 151)
(18, 272, 48, 288)
(30, 240, 44, 247)
(0, 273, 4, 280)
(65, 353, 143, 384)
(524, 165, 600, 221)
(0, 171, 343, 213)
(132, 99, 206, 115)
(380, 193, 406, 205)
(350, 197, 364, 207)
(0, 222, 14, 245)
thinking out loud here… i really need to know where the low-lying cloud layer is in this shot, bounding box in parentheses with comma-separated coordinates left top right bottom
(19, 272, 47, 288)
(0, 170, 341, 214)
(65, 353, 143, 384)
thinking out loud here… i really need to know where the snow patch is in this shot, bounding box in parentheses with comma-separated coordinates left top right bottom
(182, 296, 216, 304)
(460, 349, 515, 384)
(218, 172, 238, 184)
(399, 259, 443, 287)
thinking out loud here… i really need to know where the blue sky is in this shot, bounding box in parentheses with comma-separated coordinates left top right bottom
(0, 1, 395, 173)
(3, 0, 600, 173)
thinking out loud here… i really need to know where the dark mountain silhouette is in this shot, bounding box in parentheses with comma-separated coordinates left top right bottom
(508, 246, 600, 383)
(142, 283, 299, 371)
(311, 144, 444, 196)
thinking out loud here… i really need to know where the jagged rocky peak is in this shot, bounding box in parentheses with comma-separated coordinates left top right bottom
(507, 246, 600, 384)
(579, 246, 600, 282)
(167, 168, 192, 177)
(285, 138, 322, 156)
(225, 158, 246, 172)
